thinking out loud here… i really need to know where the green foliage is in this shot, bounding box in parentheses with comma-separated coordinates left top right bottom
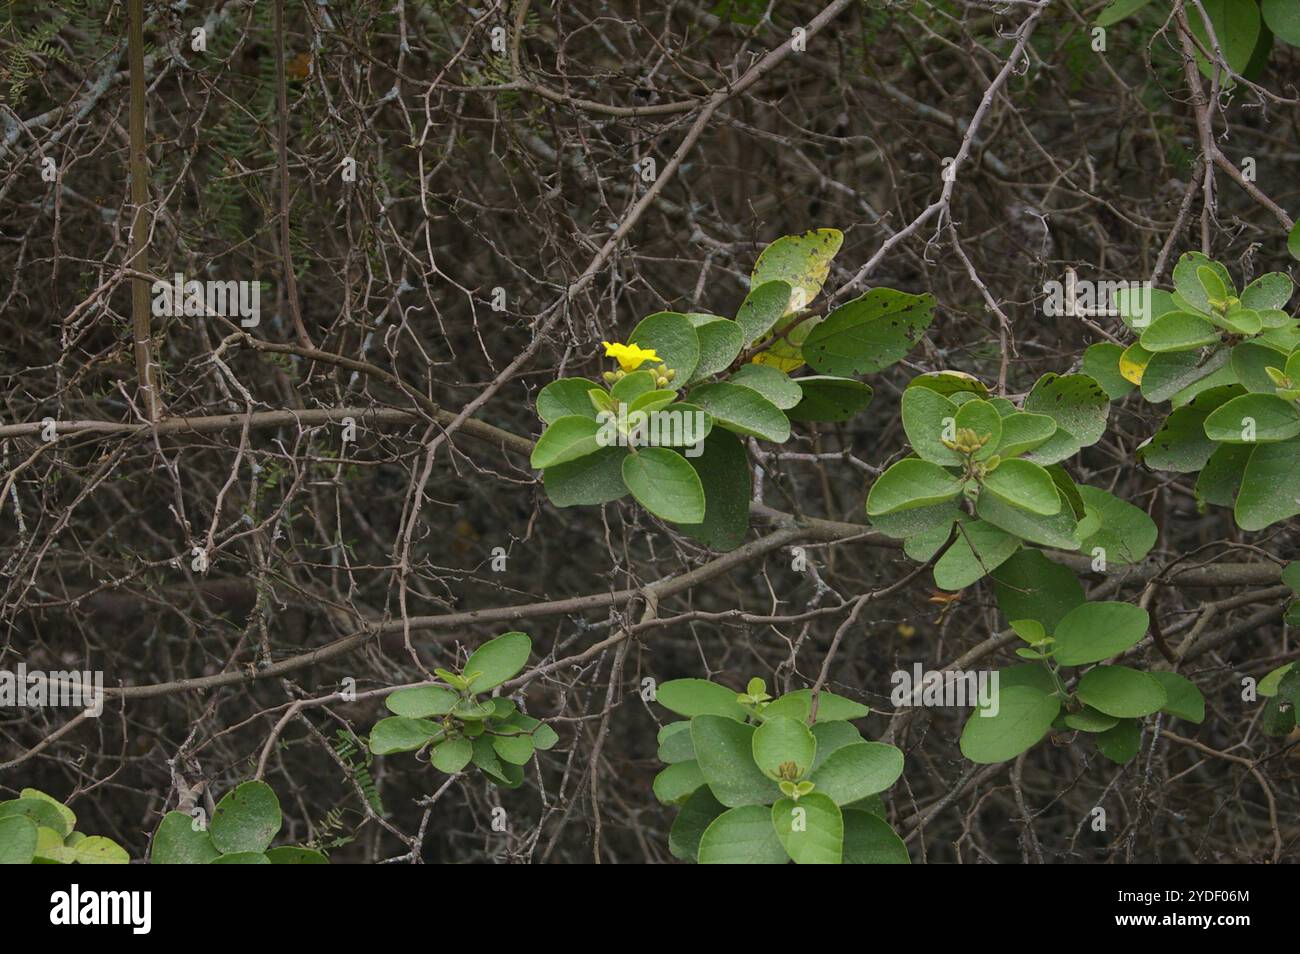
(0, 788, 127, 864)
(956, 567, 1207, 764)
(534, 230, 934, 548)
(867, 366, 1136, 589)
(1122, 255, 1300, 530)
(150, 781, 326, 864)
(369, 632, 557, 789)
(653, 676, 908, 864)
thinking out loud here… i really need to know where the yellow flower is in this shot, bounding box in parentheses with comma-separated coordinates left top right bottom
(602, 340, 659, 372)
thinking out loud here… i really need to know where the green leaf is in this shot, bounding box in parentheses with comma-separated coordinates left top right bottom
(1052, 602, 1149, 666)
(74, 836, 129, 865)
(626, 389, 677, 415)
(0, 815, 38, 865)
(750, 228, 843, 315)
(1290, 221, 1300, 261)
(1196, 442, 1251, 506)
(451, 697, 494, 720)
(543, 445, 629, 507)
(959, 685, 1060, 763)
(807, 722, 863, 773)
(463, 631, 531, 691)
(1203, 393, 1300, 443)
(491, 732, 535, 766)
(1095, 0, 1153, 26)
(0, 797, 68, 838)
(1076, 486, 1157, 566)
(18, 789, 75, 837)
(657, 721, 695, 763)
(530, 415, 602, 469)
(385, 685, 459, 718)
(669, 786, 726, 861)
(1082, 342, 1136, 400)
(1000, 663, 1060, 695)
(760, 693, 810, 722)
(1138, 314, 1216, 356)
(995, 411, 1059, 457)
(1075, 666, 1167, 718)
(1262, 667, 1300, 736)
(34, 825, 75, 863)
(980, 459, 1060, 515)
(1117, 286, 1175, 333)
(211, 781, 282, 855)
(866, 459, 963, 516)
(1023, 373, 1110, 464)
(736, 280, 793, 345)
(1283, 562, 1300, 595)
(1219, 306, 1262, 336)
(909, 370, 990, 400)
(870, 498, 959, 542)
(686, 315, 745, 382)
(470, 735, 525, 789)
(807, 742, 904, 804)
(992, 550, 1085, 632)
(691, 715, 782, 807)
(1266, 0, 1300, 47)
(210, 851, 271, 864)
(657, 679, 747, 720)
(752, 716, 817, 779)
(780, 688, 871, 722)
(1187, 0, 1261, 77)
(536, 378, 601, 423)
(265, 846, 329, 864)
(802, 288, 936, 376)
(1259, 662, 1296, 697)
(1231, 341, 1287, 393)
(653, 761, 707, 805)
(679, 429, 750, 551)
(1235, 438, 1300, 530)
(610, 370, 657, 403)
(697, 804, 788, 864)
(369, 716, 443, 755)
(901, 386, 961, 465)
(772, 793, 843, 864)
(785, 375, 873, 421)
(1063, 707, 1119, 732)
(956, 400, 1002, 460)
(687, 382, 789, 442)
(151, 811, 220, 864)
(933, 521, 1019, 590)
(841, 809, 910, 864)
(1140, 347, 1230, 404)
(1150, 672, 1205, 724)
(751, 317, 818, 373)
(628, 311, 701, 381)
(1174, 252, 1234, 313)
(1197, 264, 1229, 304)
(431, 737, 475, 773)
(976, 487, 1079, 550)
(1139, 390, 1236, 471)
(501, 713, 558, 750)
(621, 447, 706, 523)
(728, 364, 802, 409)
(1096, 719, 1142, 763)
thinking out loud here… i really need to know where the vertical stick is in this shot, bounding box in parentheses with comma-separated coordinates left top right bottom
(275, 0, 314, 351)
(127, 0, 161, 421)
